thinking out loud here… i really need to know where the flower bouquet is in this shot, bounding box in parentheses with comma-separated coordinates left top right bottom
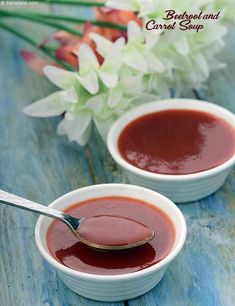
(0, 0, 234, 145)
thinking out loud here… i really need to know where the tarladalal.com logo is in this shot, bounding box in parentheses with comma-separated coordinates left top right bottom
(0, 1, 39, 5)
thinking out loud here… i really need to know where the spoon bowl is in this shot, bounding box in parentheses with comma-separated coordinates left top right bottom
(77, 215, 155, 250)
(0, 190, 154, 250)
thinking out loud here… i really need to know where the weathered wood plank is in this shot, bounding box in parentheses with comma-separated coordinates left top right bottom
(0, 5, 234, 306)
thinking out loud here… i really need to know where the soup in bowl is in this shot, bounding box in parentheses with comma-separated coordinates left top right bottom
(35, 184, 186, 302)
(107, 99, 235, 202)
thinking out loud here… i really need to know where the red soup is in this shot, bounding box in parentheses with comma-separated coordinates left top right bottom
(47, 196, 175, 275)
(118, 110, 235, 175)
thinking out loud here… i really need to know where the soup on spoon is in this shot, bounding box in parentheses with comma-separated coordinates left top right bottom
(77, 215, 154, 250)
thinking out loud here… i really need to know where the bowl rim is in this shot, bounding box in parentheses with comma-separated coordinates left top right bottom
(35, 183, 187, 281)
(107, 98, 235, 181)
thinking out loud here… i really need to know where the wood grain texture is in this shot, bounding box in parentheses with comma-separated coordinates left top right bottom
(0, 5, 234, 306)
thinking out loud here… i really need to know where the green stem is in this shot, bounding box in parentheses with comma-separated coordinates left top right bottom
(31, 11, 124, 31)
(0, 10, 82, 36)
(0, 21, 76, 71)
(45, 45, 58, 52)
(43, 14, 126, 31)
(37, 0, 105, 6)
(0, 10, 127, 31)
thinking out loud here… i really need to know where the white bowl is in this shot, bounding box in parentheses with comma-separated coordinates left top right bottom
(107, 99, 235, 203)
(35, 184, 186, 302)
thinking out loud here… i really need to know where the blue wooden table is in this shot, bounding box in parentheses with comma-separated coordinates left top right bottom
(0, 4, 234, 306)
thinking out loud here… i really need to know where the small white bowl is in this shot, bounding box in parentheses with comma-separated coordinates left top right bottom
(107, 99, 235, 203)
(35, 184, 186, 302)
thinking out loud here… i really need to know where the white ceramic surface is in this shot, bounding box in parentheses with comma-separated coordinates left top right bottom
(35, 184, 187, 302)
(107, 99, 235, 202)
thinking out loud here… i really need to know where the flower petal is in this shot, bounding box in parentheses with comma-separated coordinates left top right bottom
(108, 88, 122, 108)
(43, 66, 77, 89)
(57, 111, 92, 145)
(86, 95, 104, 115)
(123, 47, 147, 72)
(106, 0, 135, 11)
(23, 91, 67, 117)
(173, 34, 189, 56)
(53, 30, 77, 45)
(78, 43, 99, 75)
(89, 33, 114, 58)
(194, 54, 209, 78)
(63, 86, 78, 103)
(128, 21, 144, 44)
(98, 37, 124, 87)
(77, 70, 99, 94)
(196, 24, 227, 46)
(144, 24, 161, 49)
(99, 71, 118, 88)
(64, 112, 75, 120)
(145, 52, 165, 72)
(101, 37, 125, 69)
(138, 1, 158, 17)
(122, 74, 143, 96)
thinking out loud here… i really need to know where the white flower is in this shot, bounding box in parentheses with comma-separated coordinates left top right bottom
(23, 37, 148, 144)
(91, 21, 164, 74)
(23, 0, 232, 146)
(154, 21, 227, 92)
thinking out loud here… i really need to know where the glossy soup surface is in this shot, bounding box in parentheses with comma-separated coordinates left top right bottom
(118, 110, 235, 175)
(47, 197, 175, 275)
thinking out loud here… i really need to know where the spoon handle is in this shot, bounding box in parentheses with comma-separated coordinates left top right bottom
(0, 190, 80, 234)
(0, 189, 66, 219)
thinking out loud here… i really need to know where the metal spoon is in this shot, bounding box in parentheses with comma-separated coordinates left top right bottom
(0, 190, 154, 250)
